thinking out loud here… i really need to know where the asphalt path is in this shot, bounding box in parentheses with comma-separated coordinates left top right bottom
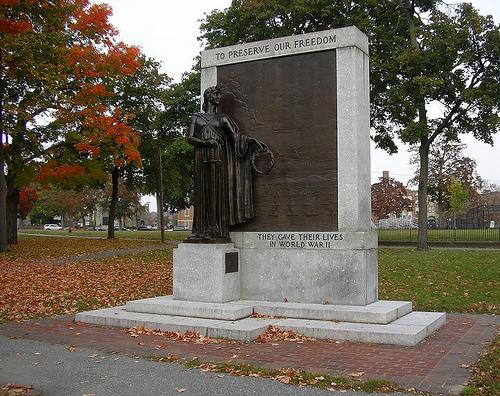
(0, 335, 412, 396)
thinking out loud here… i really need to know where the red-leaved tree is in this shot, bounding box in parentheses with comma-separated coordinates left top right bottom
(371, 175, 412, 222)
(18, 186, 38, 220)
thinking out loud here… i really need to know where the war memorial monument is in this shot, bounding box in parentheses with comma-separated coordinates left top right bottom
(77, 26, 445, 346)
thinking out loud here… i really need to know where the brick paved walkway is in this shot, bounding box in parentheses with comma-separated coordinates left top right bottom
(0, 313, 497, 394)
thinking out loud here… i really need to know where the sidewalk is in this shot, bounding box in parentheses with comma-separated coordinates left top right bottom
(1, 336, 355, 396)
(0, 313, 497, 394)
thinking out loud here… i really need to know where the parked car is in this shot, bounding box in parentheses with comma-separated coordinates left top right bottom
(172, 226, 189, 231)
(427, 219, 438, 229)
(43, 224, 62, 231)
(138, 225, 153, 231)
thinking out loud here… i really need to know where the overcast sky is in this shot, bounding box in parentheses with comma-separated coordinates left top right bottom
(98, 0, 500, 210)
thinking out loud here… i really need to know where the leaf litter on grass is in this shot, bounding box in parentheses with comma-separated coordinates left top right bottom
(4, 236, 160, 261)
(0, 245, 172, 322)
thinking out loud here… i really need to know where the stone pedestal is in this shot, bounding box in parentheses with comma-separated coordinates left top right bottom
(173, 243, 240, 303)
(198, 27, 375, 306)
(232, 231, 378, 305)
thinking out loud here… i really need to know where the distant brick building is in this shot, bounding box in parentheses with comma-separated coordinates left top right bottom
(480, 191, 500, 205)
(176, 206, 193, 230)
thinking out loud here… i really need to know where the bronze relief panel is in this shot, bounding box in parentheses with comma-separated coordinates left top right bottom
(218, 50, 338, 231)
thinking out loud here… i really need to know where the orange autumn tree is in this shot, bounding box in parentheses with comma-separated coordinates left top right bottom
(0, 0, 141, 248)
(40, 1, 141, 239)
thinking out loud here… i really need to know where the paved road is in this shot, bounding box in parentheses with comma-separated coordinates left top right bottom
(0, 336, 410, 396)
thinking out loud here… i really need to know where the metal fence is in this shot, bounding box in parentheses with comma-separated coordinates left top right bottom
(378, 227, 500, 242)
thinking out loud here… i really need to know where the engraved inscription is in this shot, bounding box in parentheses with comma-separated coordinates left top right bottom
(257, 232, 344, 249)
(211, 34, 337, 65)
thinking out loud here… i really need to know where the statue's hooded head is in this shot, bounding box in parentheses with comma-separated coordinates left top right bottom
(202, 86, 222, 112)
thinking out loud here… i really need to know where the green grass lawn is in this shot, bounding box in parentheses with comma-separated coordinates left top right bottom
(19, 229, 190, 241)
(378, 228, 500, 242)
(379, 248, 499, 314)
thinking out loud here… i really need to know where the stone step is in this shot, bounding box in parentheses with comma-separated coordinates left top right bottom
(75, 307, 271, 341)
(231, 299, 412, 324)
(75, 307, 445, 346)
(125, 296, 253, 321)
(125, 297, 411, 324)
(271, 311, 446, 346)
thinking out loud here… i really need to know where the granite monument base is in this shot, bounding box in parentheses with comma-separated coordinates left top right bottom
(76, 229, 445, 346)
(76, 297, 446, 346)
(232, 231, 378, 305)
(173, 243, 240, 303)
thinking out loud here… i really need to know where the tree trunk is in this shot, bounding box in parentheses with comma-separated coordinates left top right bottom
(158, 144, 165, 243)
(107, 166, 119, 239)
(0, 62, 7, 251)
(417, 142, 430, 250)
(0, 159, 7, 251)
(156, 192, 162, 229)
(402, 0, 430, 250)
(6, 180, 19, 244)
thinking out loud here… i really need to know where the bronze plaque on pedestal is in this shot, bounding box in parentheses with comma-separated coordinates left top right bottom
(218, 50, 338, 232)
(225, 252, 239, 273)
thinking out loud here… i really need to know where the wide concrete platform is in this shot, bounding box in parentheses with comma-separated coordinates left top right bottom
(125, 296, 411, 324)
(231, 299, 412, 324)
(126, 296, 253, 321)
(75, 297, 446, 346)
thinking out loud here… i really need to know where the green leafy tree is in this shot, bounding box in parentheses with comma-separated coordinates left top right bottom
(114, 56, 197, 217)
(76, 188, 102, 228)
(200, 0, 500, 250)
(161, 61, 201, 136)
(112, 55, 170, 229)
(157, 63, 199, 211)
(162, 138, 194, 210)
(448, 178, 469, 227)
(393, 1, 499, 249)
(29, 188, 81, 228)
(29, 189, 60, 226)
(410, 137, 483, 224)
(100, 177, 141, 230)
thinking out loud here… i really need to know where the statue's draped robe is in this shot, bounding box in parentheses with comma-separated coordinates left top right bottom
(189, 112, 254, 240)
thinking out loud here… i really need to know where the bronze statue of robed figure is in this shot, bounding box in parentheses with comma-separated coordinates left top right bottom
(186, 86, 273, 242)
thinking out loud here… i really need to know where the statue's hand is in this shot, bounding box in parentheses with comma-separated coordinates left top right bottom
(206, 139, 218, 146)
